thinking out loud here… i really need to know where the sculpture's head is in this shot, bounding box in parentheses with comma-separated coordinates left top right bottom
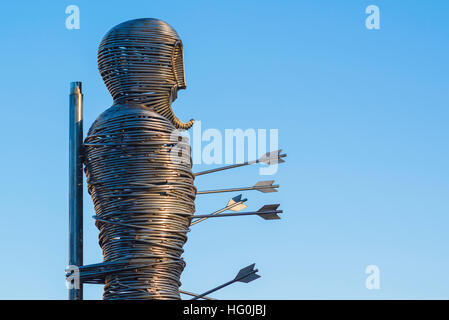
(98, 18, 193, 129)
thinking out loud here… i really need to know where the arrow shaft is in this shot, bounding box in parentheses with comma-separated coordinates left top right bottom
(194, 154, 286, 176)
(180, 290, 216, 300)
(95, 205, 253, 228)
(197, 186, 254, 194)
(191, 210, 282, 219)
(191, 279, 236, 300)
(194, 162, 252, 177)
(190, 200, 246, 226)
(197, 185, 279, 195)
(191, 269, 259, 300)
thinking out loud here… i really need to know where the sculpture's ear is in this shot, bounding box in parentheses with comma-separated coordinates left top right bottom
(173, 41, 186, 90)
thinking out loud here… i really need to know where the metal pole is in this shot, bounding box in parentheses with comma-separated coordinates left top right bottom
(69, 81, 83, 300)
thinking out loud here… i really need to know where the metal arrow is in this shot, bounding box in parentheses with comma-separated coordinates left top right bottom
(93, 197, 249, 229)
(197, 180, 279, 195)
(194, 149, 287, 176)
(191, 263, 260, 300)
(190, 194, 248, 226)
(191, 204, 282, 220)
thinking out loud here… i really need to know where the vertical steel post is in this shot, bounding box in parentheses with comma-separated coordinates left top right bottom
(69, 81, 83, 300)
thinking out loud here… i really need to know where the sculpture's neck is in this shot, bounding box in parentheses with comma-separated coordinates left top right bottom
(113, 90, 194, 130)
(113, 90, 171, 109)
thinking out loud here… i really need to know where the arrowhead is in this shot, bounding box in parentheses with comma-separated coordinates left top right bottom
(235, 264, 260, 283)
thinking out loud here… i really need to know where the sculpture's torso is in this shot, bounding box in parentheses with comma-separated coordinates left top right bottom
(84, 18, 196, 299)
(84, 103, 195, 299)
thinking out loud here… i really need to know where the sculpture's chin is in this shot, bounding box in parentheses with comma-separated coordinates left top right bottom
(173, 116, 195, 130)
(168, 87, 194, 130)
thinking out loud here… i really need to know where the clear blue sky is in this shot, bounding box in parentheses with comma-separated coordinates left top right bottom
(0, 0, 448, 299)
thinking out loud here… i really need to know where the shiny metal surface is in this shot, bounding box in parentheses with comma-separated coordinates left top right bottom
(69, 81, 83, 300)
(98, 18, 193, 130)
(84, 18, 197, 299)
(84, 104, 195, 299)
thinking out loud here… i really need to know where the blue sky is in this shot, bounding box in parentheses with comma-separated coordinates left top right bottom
(0, 0, 448, 299)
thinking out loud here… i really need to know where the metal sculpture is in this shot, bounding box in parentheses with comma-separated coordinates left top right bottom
(84, 18, 195, 300)
(97, 18, 193, 130)
(67, 18, 286, 300)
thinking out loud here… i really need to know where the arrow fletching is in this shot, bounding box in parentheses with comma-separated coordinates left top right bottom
(191, 263, 261, 300)
(253, 180, 278, 193)
(258, 149, 286, 165)
(234, 263, 261, 283)
(257, 204, 281, 220)
(190, 194, 248, 226)
(227, 194, 248, 212)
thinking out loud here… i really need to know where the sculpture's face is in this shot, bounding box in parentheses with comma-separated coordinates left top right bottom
(98, 18, 193, 129)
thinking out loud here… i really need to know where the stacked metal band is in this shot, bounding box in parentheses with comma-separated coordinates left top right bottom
(84, 104, 196, 299)
(98, 18, 194, 130)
